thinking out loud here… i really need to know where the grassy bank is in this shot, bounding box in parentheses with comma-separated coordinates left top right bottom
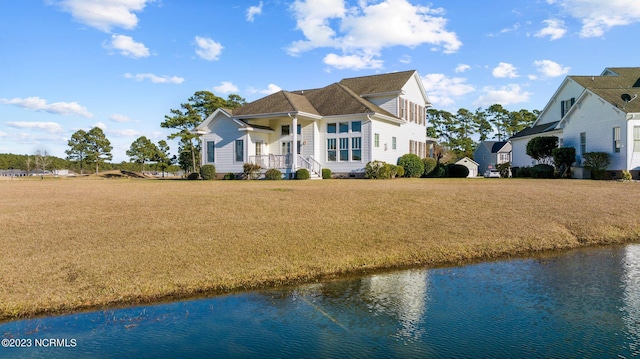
(1, 177, 639, 321)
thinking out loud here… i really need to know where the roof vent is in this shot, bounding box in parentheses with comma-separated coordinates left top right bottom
(622, 93, 637, 109)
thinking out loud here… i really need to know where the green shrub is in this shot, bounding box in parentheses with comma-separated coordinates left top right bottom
(243, 163, 262, 180)
(530, 164, 555, 178)
(583, 152, 611, 180)
(395, 165, 405, 178)
(513, 166, 531, 178)
(398, 154, 424, 178)
(322, 168, 332, 179)
(427, 164, 446, 178)
(526, 136, 558, 164)
(223, 172, 236, 180)
(264, 168, 282, 180)
(365, 160, 391, 179)
(295, 168, 310, 180)
(446, 163, 470, 178)
(199, 164, 216, 180)
(422, 158, 437, 177)
(552, 147, 576, 178)
(496, 162, 511, 178)
(186, 172, 200, 180)
(622, 170, 632, 182)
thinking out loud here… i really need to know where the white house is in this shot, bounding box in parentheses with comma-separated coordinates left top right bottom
(194, 70, 433, 178)
(473, 140, 511, 174)
(511, 67, 640, 178)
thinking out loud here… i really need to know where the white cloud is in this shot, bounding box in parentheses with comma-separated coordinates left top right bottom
(6, 121, 65, 133)
(195, 36, 223, 61)
(0, 96, 93, 118)
(108, 129, 141, 137)
(249, 84, 282, 95)
(261, 84, 282, 95)
(54, 0, 152, 32)
(535, 19, 566, 40)
(455, 64, 471, 73)
(109, 114, 131, 123)
(473, 84, 531, 107)
(213, 81, 239, 93)
(421, 73, 475, 107)
(323, 53, 383, 70)
(492, 62, 519, 78)
(104, 34, 150, 58)
(93, 121, 107, 130)
(247, 1, 263, 22)
(399, 55, 412, 64)
(533, 59, 571, 78)
(124, 73, 184, 84)
(288, 0, 461, 69)
(550, 0, 640, 37)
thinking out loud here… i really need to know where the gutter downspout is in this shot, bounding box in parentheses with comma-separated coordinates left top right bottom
(367, 114, 374, 164)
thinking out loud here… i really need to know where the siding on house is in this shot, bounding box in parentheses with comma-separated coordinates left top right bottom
(511, 68, 640, 175)
(195, 70, 432, 177)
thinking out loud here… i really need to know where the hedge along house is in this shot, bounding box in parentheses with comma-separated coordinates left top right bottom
(510, 67, 640, 178)
(194, 70, 433, 178)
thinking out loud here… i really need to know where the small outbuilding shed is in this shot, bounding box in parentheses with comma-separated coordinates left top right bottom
(455, 157, 479, 177)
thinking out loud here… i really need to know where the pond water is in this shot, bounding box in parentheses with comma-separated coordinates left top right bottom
(1, 244, 639, 358)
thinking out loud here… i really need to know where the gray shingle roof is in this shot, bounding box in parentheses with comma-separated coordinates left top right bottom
(510, 121, 560, 139)
(570, 67, 640, 113)
(230, 71, 417, 119)
(338, 70, 416, 95)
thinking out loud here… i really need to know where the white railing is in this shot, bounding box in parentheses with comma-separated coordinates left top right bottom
(297, 155, 322, 176)
(249, 154, 292, 169)
(249, 154, 322, 177)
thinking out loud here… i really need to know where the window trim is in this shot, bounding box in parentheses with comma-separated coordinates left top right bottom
(206, 140, 215, 163)
(235, 139, 244, 162)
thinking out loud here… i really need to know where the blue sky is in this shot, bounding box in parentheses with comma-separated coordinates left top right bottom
(2, 0, 640, 162)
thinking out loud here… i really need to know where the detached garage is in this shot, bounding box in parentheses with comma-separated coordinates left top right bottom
(455, 157, 479, 177)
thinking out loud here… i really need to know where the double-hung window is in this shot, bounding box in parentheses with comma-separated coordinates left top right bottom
(580, 132, 586, 155)
(235, 140, 244, 162)
(206, 141, 215, 163)
(351, 137, 361, 161)
(339, 138, 349, 161)
(327, 139, 337, 161)
(613, 127, 621, 153)
(634, 127, 640, 152)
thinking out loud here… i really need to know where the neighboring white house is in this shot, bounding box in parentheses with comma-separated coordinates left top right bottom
(455, 157, 479, 177)
(195, 70, 433, 178)
(511, 67, 640, 178)
(473, 140, 511, 174)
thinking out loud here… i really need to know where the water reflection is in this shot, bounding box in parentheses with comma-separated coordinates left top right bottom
(623, 245, 640, 356)
(1, 245, 639, 358)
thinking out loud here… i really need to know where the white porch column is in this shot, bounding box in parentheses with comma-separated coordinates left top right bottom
(291, 115, 298, 171)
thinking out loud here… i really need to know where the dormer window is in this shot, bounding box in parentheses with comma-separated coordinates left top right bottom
(561, 98, 575, 117)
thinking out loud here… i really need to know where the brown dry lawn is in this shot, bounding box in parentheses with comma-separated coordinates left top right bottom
(1, 176, 639, 321)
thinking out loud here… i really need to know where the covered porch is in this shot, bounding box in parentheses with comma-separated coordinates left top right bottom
(241, 114, 323, 178)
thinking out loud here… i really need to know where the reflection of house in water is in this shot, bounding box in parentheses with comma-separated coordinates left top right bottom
(359, 270, 430, 340)
(622, 245, 640, 354)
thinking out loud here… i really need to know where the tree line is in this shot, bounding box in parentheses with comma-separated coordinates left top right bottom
(427, 104, 539, 159)
(3, 91, 541, 175)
